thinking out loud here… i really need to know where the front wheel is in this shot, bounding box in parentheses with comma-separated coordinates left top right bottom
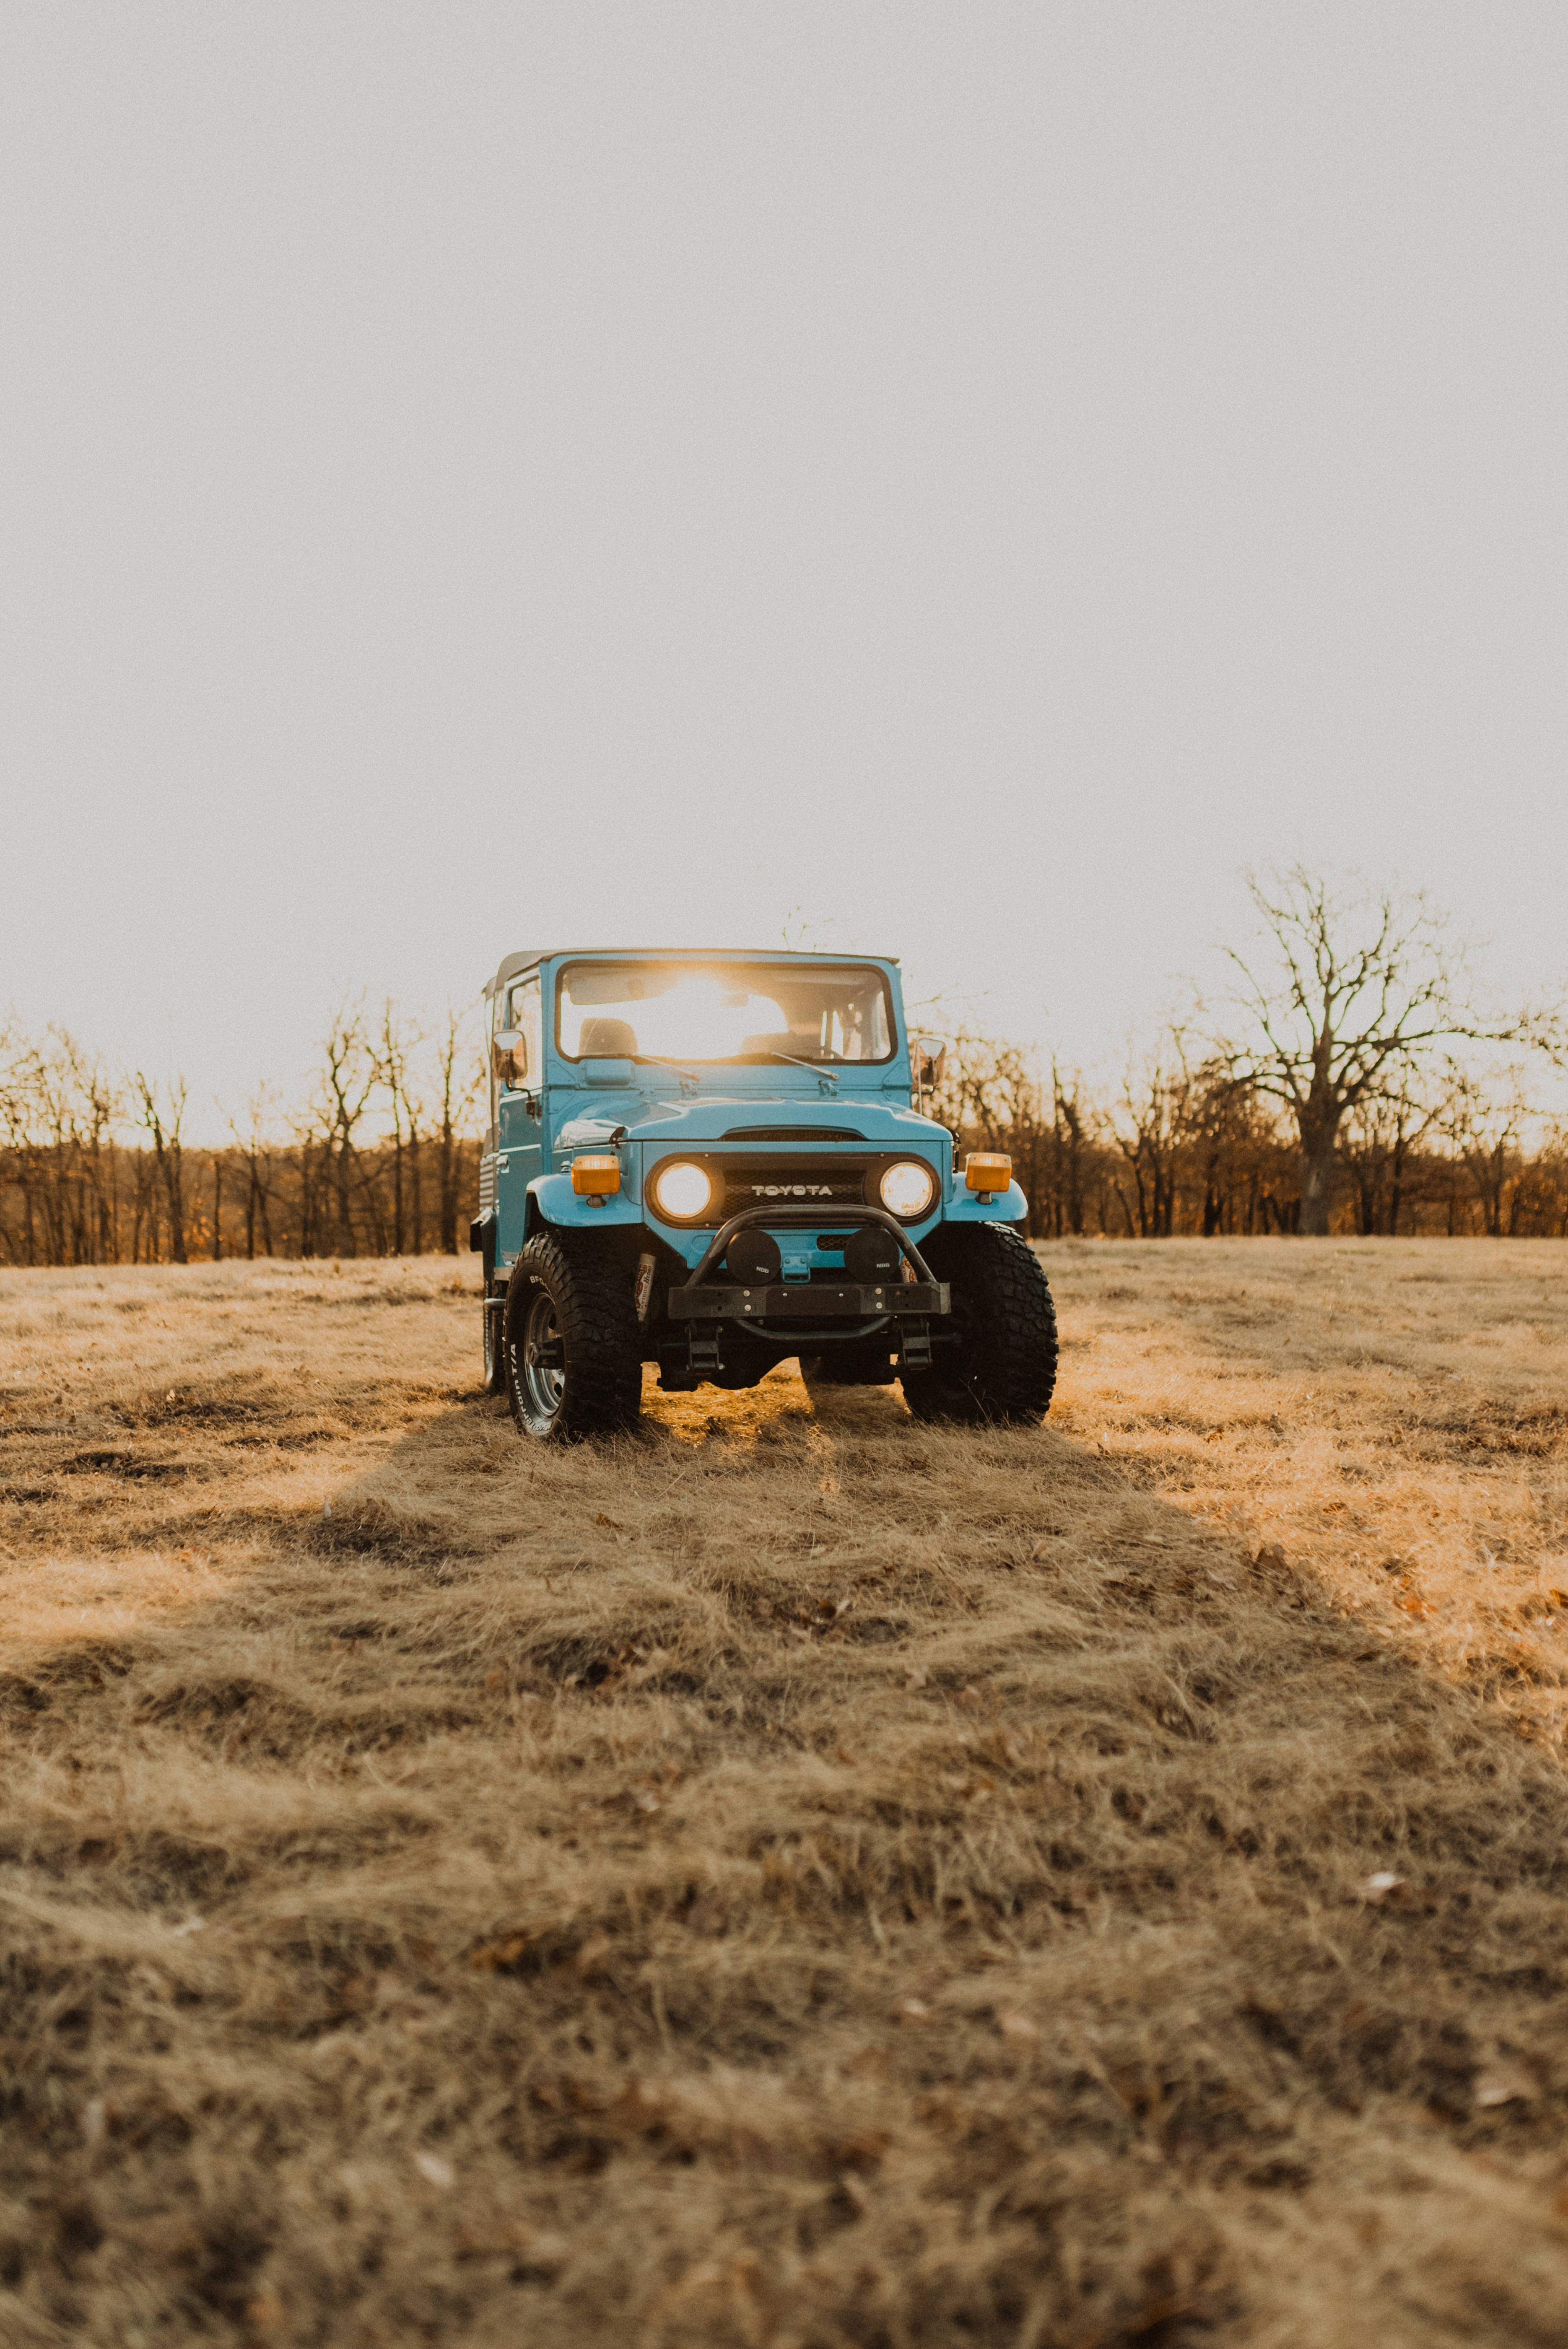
(900, 1225, 1057, 1426)
(504, 1232, 644, 1441)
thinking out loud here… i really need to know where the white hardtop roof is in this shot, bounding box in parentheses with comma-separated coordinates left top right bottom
(482, 947, 900, 1000)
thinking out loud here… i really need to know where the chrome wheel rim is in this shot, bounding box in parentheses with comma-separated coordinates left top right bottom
(520, 1287, 565, 1423)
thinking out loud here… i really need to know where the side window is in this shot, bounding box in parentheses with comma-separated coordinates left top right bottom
(505, 980, 543, 1085)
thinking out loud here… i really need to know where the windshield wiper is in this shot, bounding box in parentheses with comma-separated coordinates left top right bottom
(631, 1052, 703, 1090)
(751, 1047, 841, 1075)
(749, 1046, 842, 1095)
(624, 1047, 844, 1093)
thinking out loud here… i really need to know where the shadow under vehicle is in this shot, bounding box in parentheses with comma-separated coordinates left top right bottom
(471, 949, 1057, 1440)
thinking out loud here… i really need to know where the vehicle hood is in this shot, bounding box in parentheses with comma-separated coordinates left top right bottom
(555, 1094, 949, 1152)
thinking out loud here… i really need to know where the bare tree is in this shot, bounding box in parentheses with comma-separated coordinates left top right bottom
(1339, 1078, 1446, 1238)
(228, 1086, 283, 1259)
(0, 1000, 498, 1266)
(1110, 1042, 1196, 1239)
(435, 1006, 481, 1254)
(926, 1032, 1117, 1240)
(372, 1000, 425, 1257)
(57, 1033, 119, 1262)
(1531, 1124, 1568, 1238)
(929, 1032, 1039, 1225)
(0, 1025, 122, 1265)
(1444, 1067, 1541, 1238)
(1207, 868, 1514, 1237)
(132, 1071, 190, 1264)
(1049, 1065, 1092, 1238)
(315, 1001, 377, 1257)
(0, 1022, 55, 1264)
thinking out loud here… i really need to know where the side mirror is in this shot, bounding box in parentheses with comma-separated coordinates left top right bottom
(492, 1028, 526, 1086)
(913, 1036, 948, 1088)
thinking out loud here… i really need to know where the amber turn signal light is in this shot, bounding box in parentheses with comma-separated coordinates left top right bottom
(571, 1154, 621, 1196)
(964, 1152, 1011, 1193)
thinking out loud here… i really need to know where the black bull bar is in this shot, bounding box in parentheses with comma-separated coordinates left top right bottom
(665, 1203, 950, 1342)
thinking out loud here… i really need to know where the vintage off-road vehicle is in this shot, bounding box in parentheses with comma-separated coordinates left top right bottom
(471, 950, 1057, 1440)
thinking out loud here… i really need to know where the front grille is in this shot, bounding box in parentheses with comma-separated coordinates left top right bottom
(721, 1126, 867, 1142)
(646, 1149, 875, 1226)
(717, 1158, 871, 1218)
(647, 1147, 941, 1227)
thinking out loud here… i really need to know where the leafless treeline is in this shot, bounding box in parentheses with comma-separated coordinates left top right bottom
(0, 1002, 482, 1268)
(934, 1034, 1568, 1239)
(5, 870, 1566, 1262)
(937, 868, 1568, 1239)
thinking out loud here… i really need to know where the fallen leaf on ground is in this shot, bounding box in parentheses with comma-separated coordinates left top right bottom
(998, 2009, 1042, 2044)
(1355, 1871, 1407, 1906)
(895, 1996, 932, 2025)
(414, 2149, 455, 2188)
(1475, 2063, 1535, 2108)
(468, 1933, 530, 1972)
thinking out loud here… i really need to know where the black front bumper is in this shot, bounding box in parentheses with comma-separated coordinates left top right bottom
(654, 1204, 952, 1386)
(668, 1202, 950, 1338)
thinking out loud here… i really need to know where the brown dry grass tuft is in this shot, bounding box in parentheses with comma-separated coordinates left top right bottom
(3, 1241, 1568, 2347)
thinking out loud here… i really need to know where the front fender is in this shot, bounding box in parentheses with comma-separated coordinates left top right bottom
(942, 1177, 1029, 1227)
(527, 1172, 645, 1232)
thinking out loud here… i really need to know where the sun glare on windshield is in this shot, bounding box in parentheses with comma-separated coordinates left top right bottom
(557, 962, 895, 1064)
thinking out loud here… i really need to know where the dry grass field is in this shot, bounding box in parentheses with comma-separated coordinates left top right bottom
(3, 1240, 1568, 2349)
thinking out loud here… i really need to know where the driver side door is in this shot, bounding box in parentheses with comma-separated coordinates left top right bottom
(496, 977, 544, 1269)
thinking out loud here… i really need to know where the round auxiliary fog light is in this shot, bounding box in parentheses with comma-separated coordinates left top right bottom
(651, 1160, 714, 1220)
(877, 1158, 937, 1219)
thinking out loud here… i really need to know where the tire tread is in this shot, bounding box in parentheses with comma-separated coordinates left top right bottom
(506, 1231, 643, 1441)
(900, 1225, 1057, 1425)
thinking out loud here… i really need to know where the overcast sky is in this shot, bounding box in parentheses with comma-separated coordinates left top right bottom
(3, 4, 1564, 1130)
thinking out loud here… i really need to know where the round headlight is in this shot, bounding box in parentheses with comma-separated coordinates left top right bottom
(652, 1160, 714, 1220)
(877, 1158, 937, 1219)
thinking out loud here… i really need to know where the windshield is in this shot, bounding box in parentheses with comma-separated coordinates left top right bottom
(555, 960, 897, 1065)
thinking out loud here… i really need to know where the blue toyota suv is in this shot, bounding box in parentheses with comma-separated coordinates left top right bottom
(471, 949, 1057, 1441)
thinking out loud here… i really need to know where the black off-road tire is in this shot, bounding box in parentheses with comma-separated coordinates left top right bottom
(899, 1225, 1057, 1426)
(504, 1231, 644, 1442)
